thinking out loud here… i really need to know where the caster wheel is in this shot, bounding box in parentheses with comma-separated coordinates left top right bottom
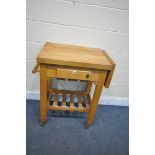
(85, 124, 91, 129)
(40, 122, 46, 126)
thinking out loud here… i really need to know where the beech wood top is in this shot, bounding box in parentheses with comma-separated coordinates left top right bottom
(37, 42, 115, 70)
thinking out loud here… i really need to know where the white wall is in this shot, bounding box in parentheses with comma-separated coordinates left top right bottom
(26, 0, 129, 105)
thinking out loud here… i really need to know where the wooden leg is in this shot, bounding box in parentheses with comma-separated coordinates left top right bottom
(86, 72, 107, 128)
(40, 64, 47, 125)
(86, 81, 92, 93)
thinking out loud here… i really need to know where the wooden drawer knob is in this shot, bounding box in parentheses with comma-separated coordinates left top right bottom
(86, 74, 89, 78)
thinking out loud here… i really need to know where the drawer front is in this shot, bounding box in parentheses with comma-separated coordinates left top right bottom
(57, 68, 99, 81)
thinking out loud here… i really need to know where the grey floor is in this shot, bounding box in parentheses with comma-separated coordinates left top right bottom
(26, 100, 129, 155)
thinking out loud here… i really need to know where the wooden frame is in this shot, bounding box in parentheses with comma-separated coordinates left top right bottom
(32, 42, 115, 128)
(38, 64, 108, 127)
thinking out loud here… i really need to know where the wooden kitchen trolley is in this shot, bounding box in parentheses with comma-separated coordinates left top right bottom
(32, 42, 115, 128)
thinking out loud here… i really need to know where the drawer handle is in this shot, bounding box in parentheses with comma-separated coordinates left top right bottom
(86, 74, 89, 78)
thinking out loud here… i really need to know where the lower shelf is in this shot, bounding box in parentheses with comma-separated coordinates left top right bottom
(47, 89, 91, 113)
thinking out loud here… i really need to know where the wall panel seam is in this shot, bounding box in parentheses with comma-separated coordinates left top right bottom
(61, 0, 129, 11)
(26, 75, 128, 86)
(26, 19, 128, 35)
(111, 83, 128, 86)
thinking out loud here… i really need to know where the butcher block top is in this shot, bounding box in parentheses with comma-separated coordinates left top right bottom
(37, 42, 115, 70)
